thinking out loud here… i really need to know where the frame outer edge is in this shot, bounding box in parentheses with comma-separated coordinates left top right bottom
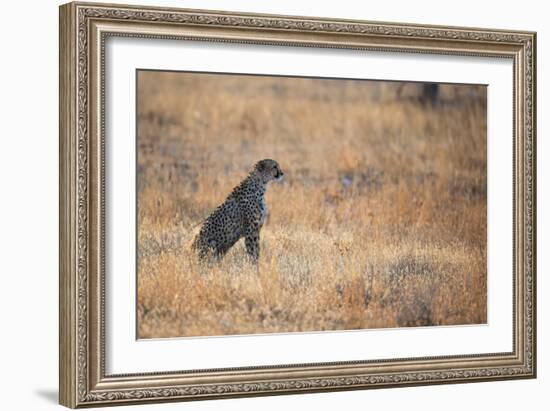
(60, 2, 78, 409)
(530, 31, 537, 378)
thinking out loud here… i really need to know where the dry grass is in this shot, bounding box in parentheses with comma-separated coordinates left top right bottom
(136, 71, 487, 338)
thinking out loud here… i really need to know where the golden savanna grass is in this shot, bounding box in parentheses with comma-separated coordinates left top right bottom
(137, 71, 487, 338)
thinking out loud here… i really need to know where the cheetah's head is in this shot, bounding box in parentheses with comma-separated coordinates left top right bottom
(253, 159, 284, 184)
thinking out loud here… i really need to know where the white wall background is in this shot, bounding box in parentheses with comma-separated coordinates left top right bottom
(0, 0, 546, 410)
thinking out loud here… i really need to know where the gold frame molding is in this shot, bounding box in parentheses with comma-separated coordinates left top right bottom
(59, 1, 537, 408)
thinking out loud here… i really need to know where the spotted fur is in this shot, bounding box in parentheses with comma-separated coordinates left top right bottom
(192, 159, 284, 262)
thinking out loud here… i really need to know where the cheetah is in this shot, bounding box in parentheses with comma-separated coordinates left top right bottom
(192, 159, 284, 262)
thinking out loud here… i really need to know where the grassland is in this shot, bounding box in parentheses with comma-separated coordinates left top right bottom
(136, 71, 487, 338)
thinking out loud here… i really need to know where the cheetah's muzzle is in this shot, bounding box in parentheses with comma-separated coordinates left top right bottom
(191, 159, 284, 263)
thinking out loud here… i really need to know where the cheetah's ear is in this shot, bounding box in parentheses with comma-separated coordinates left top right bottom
(256, 161, 266, 172)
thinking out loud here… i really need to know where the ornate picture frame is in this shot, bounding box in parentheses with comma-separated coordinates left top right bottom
(59, 1, 536, 408)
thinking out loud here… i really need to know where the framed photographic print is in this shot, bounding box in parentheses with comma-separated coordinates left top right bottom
(59, 1, 537, 408)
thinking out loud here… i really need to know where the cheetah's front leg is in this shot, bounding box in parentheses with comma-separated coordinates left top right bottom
(244, 231, 260, 263)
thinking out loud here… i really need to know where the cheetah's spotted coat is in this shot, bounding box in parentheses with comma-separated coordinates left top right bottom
(192, 159, 284, 262)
